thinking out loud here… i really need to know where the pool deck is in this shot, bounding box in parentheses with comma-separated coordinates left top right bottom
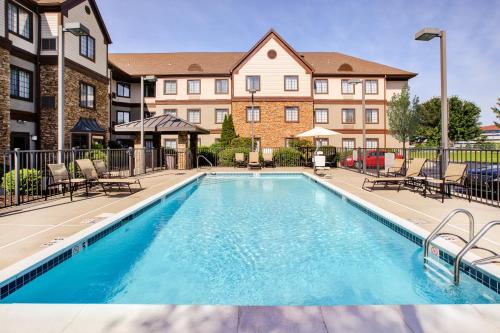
(0, 167, 499, 332)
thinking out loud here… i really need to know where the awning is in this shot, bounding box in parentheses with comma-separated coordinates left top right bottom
(70, 117, 106, 133)
(114, 114, 210, 134)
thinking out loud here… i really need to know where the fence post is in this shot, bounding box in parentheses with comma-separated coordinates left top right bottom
(128, 147, 134, 177)
(159, 147, 164, 170)
(14, 148, 20, 205)
(106, 147, 111, 174)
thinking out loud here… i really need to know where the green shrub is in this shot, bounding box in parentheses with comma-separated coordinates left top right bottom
(230, 137, 252, 149)
(1, 168, 42, 195)
(218, 147, 251, 166)
(273, 147, 303, 167)
(220, 114, 237, 146)
(287, 138, 314, 148)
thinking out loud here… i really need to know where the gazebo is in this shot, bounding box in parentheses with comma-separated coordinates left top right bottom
(114, 114, 209, 169)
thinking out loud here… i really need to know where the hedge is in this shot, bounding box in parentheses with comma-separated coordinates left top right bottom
(1, 168, 42, 195)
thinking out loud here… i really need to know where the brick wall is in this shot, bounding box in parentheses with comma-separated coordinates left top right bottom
(39, 65, 109, 150)
(0, 47, 10, 151)
(231, 101, 314, 147)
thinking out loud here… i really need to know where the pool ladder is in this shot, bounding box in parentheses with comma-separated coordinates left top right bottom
(424, 209, 500, 285)
(196, 155, 213, 171)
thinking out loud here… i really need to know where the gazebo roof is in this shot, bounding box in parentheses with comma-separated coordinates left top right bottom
(114, 114, 210, 134)
(71, 117, 106, 133)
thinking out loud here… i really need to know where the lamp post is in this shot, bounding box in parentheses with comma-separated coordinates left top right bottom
(249, 89, 257, 151)
(415, 28, 448, 176)
(57, 22, 89, 163)
(348, 79, 366, 173)
(139, 75, 156, 173)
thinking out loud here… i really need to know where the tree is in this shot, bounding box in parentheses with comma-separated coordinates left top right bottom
(387, 85, 420, 151)
(493, 98, 500, 126)
(220, 114, 236, 146)
(415, 96, 482, 146)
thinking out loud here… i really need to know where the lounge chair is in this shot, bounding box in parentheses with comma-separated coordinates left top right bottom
(263, 153, 275, 168)
(248, 152, 261, 170)
(362, 158, 427, 192)
(45, 164, 87, 201)
(76, 159, 141, 194)
(92, 159, 113, 178)
(313, 154, 331, 177)
(423, 163, 471, 202)
(234, 153, 246, 168)
(381, 158, 405, 177)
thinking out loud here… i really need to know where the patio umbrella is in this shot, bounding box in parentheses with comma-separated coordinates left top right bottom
(295, 126, 340, 138)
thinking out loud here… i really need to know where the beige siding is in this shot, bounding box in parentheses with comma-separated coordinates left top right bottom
(10, 56, 35, 113)
(386, 80, 407, 100)
(65, 0, 107, 76)
(111, 79, 142, 104)
(156, 77, 231, 101)
(314, 104, 386, 130)
(40, 12, 58, 56)
(9, 2, 38, 54)
(156, 103, 230, 130)
(0, 0, 5, 37)
(313, 78, 385, 100)
(10, 120, 37, 149)
(161, 133, 220, 147)
(233, 38, 311, 97)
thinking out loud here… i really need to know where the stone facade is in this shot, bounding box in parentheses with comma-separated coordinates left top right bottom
(0, 47, 11, 151)
(231, 101, 314, 147)
(39, 65, 109, 150)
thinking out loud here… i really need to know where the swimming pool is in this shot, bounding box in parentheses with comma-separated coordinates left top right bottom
(1, 173, 499, 305)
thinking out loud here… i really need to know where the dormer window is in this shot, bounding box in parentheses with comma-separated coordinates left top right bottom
(80, 35, 95, 61)
(8, 2, 32, 41)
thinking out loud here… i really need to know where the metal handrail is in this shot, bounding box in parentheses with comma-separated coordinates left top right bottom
(197, 155, 212, 170)
(423, 209, 475, 264)
(453, 220, 500, 285)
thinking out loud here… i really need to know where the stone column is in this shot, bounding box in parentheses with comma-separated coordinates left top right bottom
(177, 133, 188, 170)
(133, 133, 146, 174)
(0, 47, 11, 151)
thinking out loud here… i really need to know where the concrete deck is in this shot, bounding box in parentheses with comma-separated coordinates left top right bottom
(0, 304, 499, 333)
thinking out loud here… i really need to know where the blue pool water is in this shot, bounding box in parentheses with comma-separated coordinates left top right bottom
(2, 174, 499, 305)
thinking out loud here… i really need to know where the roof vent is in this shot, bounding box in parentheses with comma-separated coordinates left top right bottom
(338, 63, 353, 71)
(187, 63, 203, 72)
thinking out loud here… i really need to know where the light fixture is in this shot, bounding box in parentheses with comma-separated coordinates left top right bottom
(347, 79, 362, 85)
(415, 28, 441, 41)
(63, 22, 90, 36)
(31, 135, 38, 141)
(144, 75, 157, 82)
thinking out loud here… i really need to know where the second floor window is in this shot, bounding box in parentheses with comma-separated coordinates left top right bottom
(164, 80, 177, 94)
(8, 2, 32, 40)
(80, 35, 95, 61)
(215, 79, 228, 94)
(80, 82, 95, 109)
(365, 80, 378, 94)
(116, 111, 130, 124)
(341, 79, 354, 94)
(366, 109, 379, 124)
(314, 79, 328, 94)
(246, 76, 260, 92)
(285, 106, 299, 122)
(246, 107, 260, 122)
(314, 109, 328, 124)
(284, 76, 298, 91)
(116, 82, 130, 98)
(187, 80, 201, 94)
(187, 109, 201, 123)
(215, 109, 229, 124)
(163, 109, 177, 117)
(10, 66, 32, 100)
(342, 109, 355, 124)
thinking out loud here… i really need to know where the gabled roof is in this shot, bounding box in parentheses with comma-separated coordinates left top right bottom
(481, 124, 500, 131)
(114, 114, 210, 134)
(231, 29, 314, 74)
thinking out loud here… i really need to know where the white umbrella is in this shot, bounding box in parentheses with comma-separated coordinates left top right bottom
(296, 126, 340, 138)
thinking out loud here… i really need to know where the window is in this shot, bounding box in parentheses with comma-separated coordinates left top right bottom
(315, 138, 329, 147)
(365, 80, 378, 94)
(187, 109, 201, 123)
(163, 109, 177, 117)
(342, 138, 355, 149)
(246, 76, 260, 91)
(8, 2, 32, 40)
(164, 80, 177, 95)
(116, 82, 130, 98)
(284, 75, 298, 91)
(41, 38, 56, 51)
(116, 111, 130, 124)
(366, 109, 379, 124)
(10, 66, 32, 100)
(80, 35, 95, 61)
(285, 106, 299, 122)
(163, 139, 177, 149)
(80, 82, 95, 109)
(187, 80, 201, 94)
(246, 106, 260, 122)
(215, 109, 229, 124)
(314, 109, 328, 124)
(366, 138, 379, 149)
(215, 79, 228, 94)
(144, 82, 156, 97)
(342, 109, 355, 124)
(341, 79, 354, 94)
(314, 79, 328, 94)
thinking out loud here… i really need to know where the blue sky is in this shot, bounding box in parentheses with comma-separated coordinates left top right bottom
(97, 0, 500, 124)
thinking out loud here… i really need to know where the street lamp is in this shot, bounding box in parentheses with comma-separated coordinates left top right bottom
(139, 75, 156, 173)
(58, 22, 89, 162)
(415, 27, 448, 176)
(249, 89, 257, 152)
(348, 79, 366, 173)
